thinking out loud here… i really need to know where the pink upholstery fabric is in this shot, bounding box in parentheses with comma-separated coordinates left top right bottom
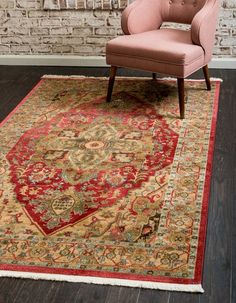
(121, 0, 207, 35)
(121, 0, 162, 35)
(191, 0, 219, 63)
(107, 0, 219, 78)
(162, 0, 206, 24)
(106, 29, 205, 77)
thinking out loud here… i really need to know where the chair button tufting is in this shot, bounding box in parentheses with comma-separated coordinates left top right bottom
(169, 0, 173, 4)
(181, 1, 185, 4)
(193, 1, 197, 6)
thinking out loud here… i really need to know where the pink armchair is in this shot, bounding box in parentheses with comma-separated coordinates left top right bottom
(106, 0, 219, 119)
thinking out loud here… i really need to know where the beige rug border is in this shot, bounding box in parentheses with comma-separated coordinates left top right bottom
(2, 75, 220, 292)
(0, 270, 204, 292)
(41, 75, 223, 82)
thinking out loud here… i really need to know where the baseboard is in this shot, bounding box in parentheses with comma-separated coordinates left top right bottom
(0, 55, 235, 69)
(208, 58, 236, 69)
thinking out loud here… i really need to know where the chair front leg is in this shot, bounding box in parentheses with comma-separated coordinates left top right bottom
(177, 78, 185, 119)
(203, 65, 211, 91)
(152, 73, 157, 80)
(106, 66, 117, 102)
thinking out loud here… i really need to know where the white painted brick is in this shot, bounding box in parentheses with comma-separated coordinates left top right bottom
(49, 10, 83, 18)
(213, 46, 231, 55)
(86, 36, 109, 44)
(62, 37, 84, 45)
(2, 17, 39, 28)
(7, 28, 29, 35)
(0, 28, 7, 35)
(0, 0, 235, 58)
(6, 9, 27, 17)
(73, 45, 105, 54)
(85, 18, 105, 27)
(93, 10, 113, 18)
(35, 0, 41, 10)
(107, 17, 121, 26)
(10, 44, 31, 53)
(31, 44, 52, 53)
(40, 18, 62, 27)
(1, 36, 23, 44)
(0, 45, 10, 52)
(28, 10, 49, 18)
(223, 0, 236, 9)
(0, 1, 14, 9)
(220, 18, 236, 27)
(95, 27, 120, 35)
(0, 10, 5, 18)
(50, 27, 73, 35)
(220, 37, 236, 46)
(40, 36, 63, 44)
(219, 8, 233, 18)
(61, 18, 84, 27)
(52, 45, 73, 53)
(73, 27, 93, 36)
(1, 36, 38, 44)
(216, 28, 231, 36)
(31, 28, 50, 35)
(16, 0, 36, 9)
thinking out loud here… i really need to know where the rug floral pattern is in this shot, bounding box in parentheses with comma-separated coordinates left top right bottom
(0, 77, 219, 284)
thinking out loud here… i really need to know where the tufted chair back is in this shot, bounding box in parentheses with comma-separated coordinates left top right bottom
(121, 0, 219, 62)
(162, 0, 206, 24)
(122, 0, 217, 31)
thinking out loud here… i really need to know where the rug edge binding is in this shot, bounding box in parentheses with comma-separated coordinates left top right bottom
(41, 75, 223, 82)
(0, 270, 204, 293)
(1, 75, 216, 294)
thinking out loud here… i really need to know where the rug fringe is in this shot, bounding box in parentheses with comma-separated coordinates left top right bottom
(0, 270, 204, 293)
(42, 75, 87, 79)
(41, 75, 223, 82)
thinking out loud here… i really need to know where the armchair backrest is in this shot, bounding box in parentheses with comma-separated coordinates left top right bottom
(122, 0, 219, 61)
(162, 0, 206, 24)
(122, 0, 219, 34)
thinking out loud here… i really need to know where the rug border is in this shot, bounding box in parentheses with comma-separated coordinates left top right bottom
(0, 77, 221, 292)
(0, 270, 204, 292)
(193, 80, 221, 282)
(0, 79, 44, 127)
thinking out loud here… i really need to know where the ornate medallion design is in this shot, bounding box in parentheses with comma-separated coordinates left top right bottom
(7, 92, 178, 234)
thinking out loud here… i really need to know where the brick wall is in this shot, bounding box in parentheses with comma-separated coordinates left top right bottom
(0, 0, 235, 57)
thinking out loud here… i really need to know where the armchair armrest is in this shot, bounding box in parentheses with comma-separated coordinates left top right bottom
(121, 0, 163, 35)
(191, 0, 219, 62)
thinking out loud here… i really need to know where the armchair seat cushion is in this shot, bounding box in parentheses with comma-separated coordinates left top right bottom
(106, 28, 205, 78)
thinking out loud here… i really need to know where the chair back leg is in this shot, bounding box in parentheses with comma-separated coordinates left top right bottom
(177, 78, 185, 119)
(203, 65, 211, 91)
(106, 66, 117, 102)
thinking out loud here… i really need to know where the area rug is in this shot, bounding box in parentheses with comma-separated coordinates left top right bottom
(0, 76, 221, 292)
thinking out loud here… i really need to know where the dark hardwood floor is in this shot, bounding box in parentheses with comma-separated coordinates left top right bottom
(0, 66, 235, 303)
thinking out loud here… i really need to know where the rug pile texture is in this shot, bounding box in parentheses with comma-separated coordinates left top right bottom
(0, 76, 221, 292)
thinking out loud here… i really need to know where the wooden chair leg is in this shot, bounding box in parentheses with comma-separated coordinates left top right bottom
(177, 78, 185, 119)
(106, 66, 117, 102)
(152, 73, 157, 80)
(203, 65, 211, 91)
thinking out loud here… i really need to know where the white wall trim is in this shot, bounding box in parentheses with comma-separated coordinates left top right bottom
(209, 57, 236, 69)
(0, 55, 107, 67)
(0, 55, 236, 69)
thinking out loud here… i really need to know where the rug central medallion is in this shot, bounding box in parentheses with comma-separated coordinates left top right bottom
(7, 92, 178, 234)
